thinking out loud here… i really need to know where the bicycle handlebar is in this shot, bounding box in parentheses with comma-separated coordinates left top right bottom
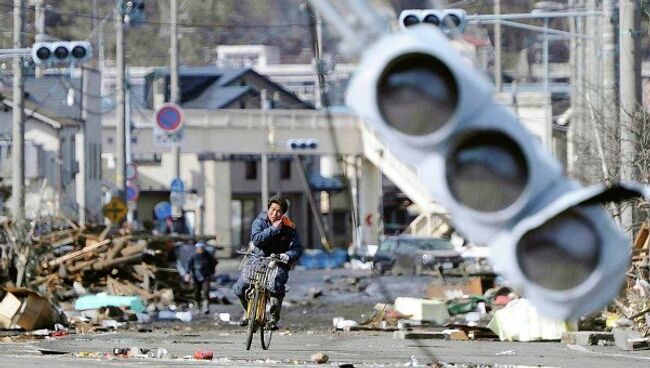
(236, 250, 289, 264)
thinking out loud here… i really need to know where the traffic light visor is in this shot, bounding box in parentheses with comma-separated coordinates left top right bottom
(446, 131, 529, 212)
(71, 45, 87, 59)
(377, 53, 458, 136)
(402, 14, 420, 27)
(516, 206, 601, 291)
(35, 47, 50, 61)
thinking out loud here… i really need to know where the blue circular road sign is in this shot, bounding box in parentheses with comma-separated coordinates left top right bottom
(154, 201, 172, 220)
(155, 103, 184, 133)
(126, 185, 139, 202)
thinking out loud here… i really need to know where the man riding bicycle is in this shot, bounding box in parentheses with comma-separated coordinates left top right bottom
(234, 195, 303, 330)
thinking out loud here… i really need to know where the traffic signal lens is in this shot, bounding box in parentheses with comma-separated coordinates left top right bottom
(71, 45, 87, 59)
(54, 46, 69, 59)
(423, 14, 440, 26)
(377, 53, 458, 136)
(402, 15, 420, 27)
(446, 131, 528, 212)
(35, 47, 50, 61)
(517, 207, 600, 290)
(444, 14, 462, 28)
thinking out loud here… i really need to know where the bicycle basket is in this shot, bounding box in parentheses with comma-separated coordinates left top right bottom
(242, 257, 279, 291)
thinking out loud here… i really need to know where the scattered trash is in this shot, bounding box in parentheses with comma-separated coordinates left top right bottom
(495, 350, 516, 356)
(38, 349, 68, 355)
(333, 317, 358, 330)
(194, 350, 214, 360)
(487, 298, 576, 342)
(217, 313, 231, 323)
(158, 310, 193, 322)
(394, 297, 449, 325)
(311, 352, 329, 364)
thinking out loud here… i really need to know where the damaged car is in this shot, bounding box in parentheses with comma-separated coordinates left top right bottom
(373, 235, 463, 275)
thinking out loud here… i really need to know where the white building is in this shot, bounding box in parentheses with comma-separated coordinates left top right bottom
(0, 69, 103, 223)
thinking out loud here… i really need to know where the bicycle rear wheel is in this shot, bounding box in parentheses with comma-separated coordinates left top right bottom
(245, 291, 259, 350)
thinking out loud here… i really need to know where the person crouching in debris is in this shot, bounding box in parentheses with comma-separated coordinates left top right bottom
(178, 241, 218, 315)
(233, 195, 303, 330)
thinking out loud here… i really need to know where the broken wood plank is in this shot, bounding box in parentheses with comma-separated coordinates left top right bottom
(68, 259, 96, 274)
(119, 242, 146, 257)
(99, 225, 111, 241)
(106, 238, 128, 260)
(92, 253, 142, 271)
(48, 239, 111, 267)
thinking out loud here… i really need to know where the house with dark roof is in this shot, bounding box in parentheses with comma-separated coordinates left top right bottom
(0, 69, 103, 223)
(142, 66, 312, 111)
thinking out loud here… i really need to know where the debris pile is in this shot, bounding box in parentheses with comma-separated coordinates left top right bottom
(28, 225, 173, 308)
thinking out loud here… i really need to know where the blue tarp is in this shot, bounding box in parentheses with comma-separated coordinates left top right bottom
(299, 249, 349, 269)
(75, 293, 146, 313)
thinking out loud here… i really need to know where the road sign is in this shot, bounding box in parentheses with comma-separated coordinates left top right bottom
(170, 191, 186, 208)
(154, 201, 172, 220)
(126, 185, 139, 202)
(103, 197, 127, 223)
(170, 177, 185, 193)
(126, 163, 138, 181)
(155, 103, 184, 133)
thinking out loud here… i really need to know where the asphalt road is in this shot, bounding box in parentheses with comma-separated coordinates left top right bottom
(0, 329, 649, 367)
(0, 263, 648, 367)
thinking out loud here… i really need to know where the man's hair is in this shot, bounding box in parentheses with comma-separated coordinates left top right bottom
(267, 195, 288, 213)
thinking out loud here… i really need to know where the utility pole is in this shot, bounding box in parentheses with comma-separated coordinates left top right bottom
(543, 16, 552, 154)
(619, 0, 641, 231)
(568, 0, 584, 176)
(115, 5, 127, 202)
(494, 0, 502, 92)
(170, 0, 182, 216)
(12, 0, 25, 223)
(601, 0, 617, 152)
(33, 0, 45, 78)
(260, 89, 270, 208)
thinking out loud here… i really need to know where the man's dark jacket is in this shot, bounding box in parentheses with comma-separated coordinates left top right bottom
(250, 211, 303, 264)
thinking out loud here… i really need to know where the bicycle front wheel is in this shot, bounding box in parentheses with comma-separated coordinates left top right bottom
(245, 291, 259, 350)
(260, 325, 273, 350)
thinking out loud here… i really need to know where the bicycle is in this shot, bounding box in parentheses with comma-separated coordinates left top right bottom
(237, 251, 286, 350)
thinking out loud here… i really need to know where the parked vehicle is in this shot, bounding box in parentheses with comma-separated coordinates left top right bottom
(373, 235, 463, 275)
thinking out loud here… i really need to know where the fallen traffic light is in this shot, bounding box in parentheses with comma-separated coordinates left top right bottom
(346, 24, 637, 319)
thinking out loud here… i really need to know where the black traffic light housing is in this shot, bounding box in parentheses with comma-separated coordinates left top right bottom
(31, 41, 92, 66)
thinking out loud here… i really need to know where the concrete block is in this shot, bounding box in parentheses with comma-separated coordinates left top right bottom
(561, 331, 614, 346)
(613, 327, 644, 351)
(394, 297, 449, 325)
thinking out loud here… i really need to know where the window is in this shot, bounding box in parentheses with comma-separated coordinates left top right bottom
(245, 160, 257, 180)
(280, 159, 291, 180)
(107, 137, 113, 145)
(332, 210, 348, 235)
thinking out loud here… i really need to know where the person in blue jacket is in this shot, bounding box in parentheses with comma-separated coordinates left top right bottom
(233, 195, 303, 330)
